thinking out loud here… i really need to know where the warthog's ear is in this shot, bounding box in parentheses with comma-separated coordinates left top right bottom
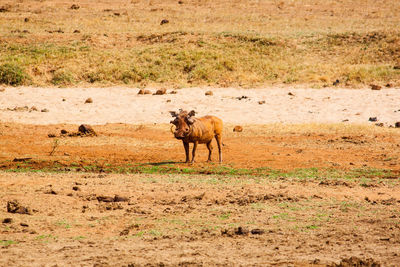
(170, 119, 177, 125)
(188, 110, 196, 117)
(169, 111, 178, 117)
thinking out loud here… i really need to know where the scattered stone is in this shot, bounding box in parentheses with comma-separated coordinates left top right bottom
(333, 79, 340, 86)
(154, 88, 167, 95)
(234, 227, 249, 235)
(336, 256, 381, 267)
(73, 29, 80, 33)
(137, 89, 152, 95)
(60, 129, 68, 135)
(368, 117, 377, 122)
(72, 186, 80, 191)
(114, 12, 120, 16)
(205, 90, 213, 96)
(48, 133, 56, 138)
(250, 228, 265, 235)
(114, 195, 129, 202)
(70, 4, 80, 10)
(394, 65, 400, 70)
(45, 189, 57, 195)
(78, 124, 97, 136)
(178, 0, 184, 4)
(24, 18, 29, 22)
(41, 108, 49, 112)
(85, 97, 93, 103)
(30, 106, 38, 112)
(288, 92, 295, 96)
(12, 157, 32, 162)
(233, 126, 243, 132)
(258, 100, 266, 105)
(169, 90, 177, 94)
(0, 5, 10, 12)
(120, 229, 130, 236)
(386, 83, 392, 88)
(370, 84, 382, 90)
(62, 98, 66, 101)
(20, 223, 29, 227)
(236, 95, 248, 100)
(395, 122, 400, 128)
(166, 99, 171, 103)
(97, 196, 115, 202)
(138, 89, 145, 94)
(375, 123, 384, 127)
(160, 19, 169, 25)
(7, 200, 31, 215)
(2, 218, 12, 224)
(342, 119, 349, 122)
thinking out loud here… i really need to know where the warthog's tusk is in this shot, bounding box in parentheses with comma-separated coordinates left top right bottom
(170, 125, 176, 134)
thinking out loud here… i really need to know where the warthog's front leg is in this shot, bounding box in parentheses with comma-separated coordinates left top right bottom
(191, 141, 198, 164)
(183, 141, 190, 163)
(206, 141, 213, 162)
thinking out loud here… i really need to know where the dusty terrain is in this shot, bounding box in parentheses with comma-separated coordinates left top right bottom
(1, 172, 400, 266)
(1, 87, 400, 266)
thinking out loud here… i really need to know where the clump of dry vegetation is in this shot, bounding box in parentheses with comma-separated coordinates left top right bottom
(0, 0, 399, 87)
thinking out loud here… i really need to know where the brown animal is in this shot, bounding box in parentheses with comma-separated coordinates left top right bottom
(170, 109, 223, 163)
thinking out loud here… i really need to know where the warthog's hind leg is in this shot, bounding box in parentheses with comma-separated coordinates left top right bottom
(215, 134, 222, 163)
(191, 141, 198, 164)
(206, 141, 213, 162)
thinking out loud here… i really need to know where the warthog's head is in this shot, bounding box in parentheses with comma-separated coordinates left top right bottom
(170, 109, 196, 139)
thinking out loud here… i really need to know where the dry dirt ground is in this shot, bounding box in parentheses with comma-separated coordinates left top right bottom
(1, 122, 400, 266)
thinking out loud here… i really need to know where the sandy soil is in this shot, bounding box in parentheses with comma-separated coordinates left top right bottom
(1, 86, 400, 125)
(1, 172, 400, 266)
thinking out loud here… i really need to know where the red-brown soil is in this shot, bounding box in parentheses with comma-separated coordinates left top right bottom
(1, 123, 400, 266)
(0, 123, 400, 172)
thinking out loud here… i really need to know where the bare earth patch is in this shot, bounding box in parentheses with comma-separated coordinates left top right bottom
(1, 172, 399, 266)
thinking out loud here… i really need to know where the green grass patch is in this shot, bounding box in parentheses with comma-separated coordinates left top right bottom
(0, 240, 18, 247)
(0, 63, 30, 86)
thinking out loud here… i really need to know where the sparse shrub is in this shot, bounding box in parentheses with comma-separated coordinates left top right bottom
(0, 63, 30, 86)
(51, 70, 74, 85)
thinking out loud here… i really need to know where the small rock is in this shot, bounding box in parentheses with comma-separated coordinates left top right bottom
(7, 200, 31, 215)
(85, 97, 93, 103)
(166, 99, 171, 103)
(60, 129, 68, 135)
(62, 98, 66, 101)
(386, 83, 392, 88)
(205, 90, 213, 96)
(24, 18, 29, 22)
(70, 4, 80, 10)
(48, 133, 56, 138)
(78, 124, 96, 136)
(250, 228, 264, 235)
(375, 123, 384, 127)
(114, 12, 120, 16)
(370, 84, 382, 90)
(114, 195, 129, 202)
(178, 0, 184, 4)
(258, 100, 266, 105)
(72, 186, 80, 191)
(395, 122, 400, 128)
(73, 30, 80, 33)
(154, 88, 167, 95)
(2, 218, 12, 224)
(20, 223, 29, 227)
(394, 65, 400, 70)
(233, 126, 243, 132)
(41, 108, 49, 112)
(30, 106, 38, 112)
(234, 226, 249, 235)
(138, 89, 145, 95)
(236, 95, 248, 100)
(288, 92, 295, 96)
(169, 90, 177, 94)
(333, 79, 340, 86)
(368, 117, 377, 122)
(120, 229, 130, 236)
(143, 90, 151, 94)
(160, 19, 169, 25)
(97, 196, 115, 202)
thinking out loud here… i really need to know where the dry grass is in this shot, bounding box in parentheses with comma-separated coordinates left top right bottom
(1, 0, 399, 87)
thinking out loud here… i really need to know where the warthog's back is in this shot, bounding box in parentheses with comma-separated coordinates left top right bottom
(189, 115, 223, 144)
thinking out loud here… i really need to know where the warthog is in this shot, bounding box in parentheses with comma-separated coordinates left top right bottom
(170, 109, 223, 163)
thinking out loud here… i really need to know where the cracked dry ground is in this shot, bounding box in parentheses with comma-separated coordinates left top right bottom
(0, 123, 400, 266)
